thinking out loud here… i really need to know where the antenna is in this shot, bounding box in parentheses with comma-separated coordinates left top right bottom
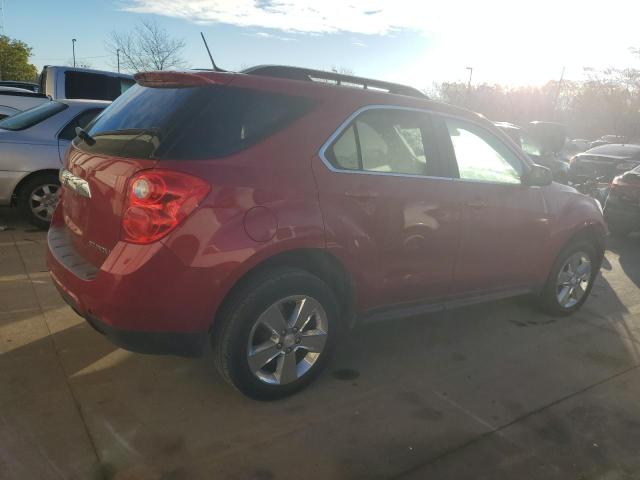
(200, 32, 224, 72)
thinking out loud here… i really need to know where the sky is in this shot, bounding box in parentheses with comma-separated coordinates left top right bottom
(8, 0, 640, 90)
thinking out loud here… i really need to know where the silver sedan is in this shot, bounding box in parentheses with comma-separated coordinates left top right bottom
(0, 99, 109, 228)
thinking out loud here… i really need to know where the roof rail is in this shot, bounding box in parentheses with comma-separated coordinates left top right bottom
(242, 65, 427, 99)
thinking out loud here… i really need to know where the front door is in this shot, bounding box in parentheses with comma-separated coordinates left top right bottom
(434, 116, 550, 295)
(313, 107, 462, 310)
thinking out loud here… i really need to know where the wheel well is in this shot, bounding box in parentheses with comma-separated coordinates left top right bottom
(10, 169, 59, 206)
(215, 248, 357, 330)
(568, 224, 606, 262)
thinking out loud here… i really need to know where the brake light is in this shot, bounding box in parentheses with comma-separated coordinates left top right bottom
(121, 170, 210, 244)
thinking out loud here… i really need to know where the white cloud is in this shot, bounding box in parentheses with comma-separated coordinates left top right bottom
(122, 0, 640, 85)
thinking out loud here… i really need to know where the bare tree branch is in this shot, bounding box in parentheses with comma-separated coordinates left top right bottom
(106, 19, 187, 73)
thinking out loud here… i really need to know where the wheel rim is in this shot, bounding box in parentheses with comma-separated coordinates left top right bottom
(247, 295, 328, 386)
(29, 183, 60, 222)
(556, 251, 592, 308)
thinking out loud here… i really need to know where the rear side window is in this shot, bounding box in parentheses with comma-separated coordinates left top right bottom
(0, 101, 67, 131)
(77, 84, 313, 160)
(326, 108, 436, 176)
(58, 108, 104, 141)
(65, 72, 133, 101)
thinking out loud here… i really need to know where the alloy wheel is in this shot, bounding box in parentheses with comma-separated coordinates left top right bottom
(556, 251, 592, 308)
(247, 295, 328, 386)
(29, 184, 60, 222)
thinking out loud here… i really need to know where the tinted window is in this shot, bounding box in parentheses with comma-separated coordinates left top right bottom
(326, 109, 436, 176)
(0, 101, 67, 131)
(65, 72, 133, 101)
(446, 119, 522, 184)
(58, 108, 104, 141)
(77, 84, 313, 160)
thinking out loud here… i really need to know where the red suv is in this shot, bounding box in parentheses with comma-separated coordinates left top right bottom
(47, 66, 606, 399)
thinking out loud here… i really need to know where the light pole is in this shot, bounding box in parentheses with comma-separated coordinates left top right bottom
(116, 48, 120, 73)
(466, 66, 473, 90)
(72, 38, 77, 68)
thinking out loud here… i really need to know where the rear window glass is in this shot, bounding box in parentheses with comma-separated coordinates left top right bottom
(76, 84, 313, 160)
(0, 101, 67, 131)
(65, 72, 134, 101)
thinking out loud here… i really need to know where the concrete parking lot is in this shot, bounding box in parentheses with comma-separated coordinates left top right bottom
(1, 206, 640, 480)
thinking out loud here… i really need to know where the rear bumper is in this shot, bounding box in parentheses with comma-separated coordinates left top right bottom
(604, 198, 640, 227)
(47, 223, 216, 357)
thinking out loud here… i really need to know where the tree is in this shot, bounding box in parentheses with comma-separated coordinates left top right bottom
(0, 36, 38, 81)
(107, 19, 187, 73)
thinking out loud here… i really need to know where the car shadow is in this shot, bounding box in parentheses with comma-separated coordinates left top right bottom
(3, 259, 640, 479)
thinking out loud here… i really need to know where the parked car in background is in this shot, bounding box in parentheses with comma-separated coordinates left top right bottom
(0, 99, 109, 228)
(48, 67, 606, 399)
(0, 87, 49, 119)
(590, 135, 626, 149)
(604, 165, 640, 236)
(569, 144, 640, 181)
(39, 66, 135, 101)
(495, 121, 569, 183)
(566, 139, 590, 153)
(0, 81, 40, 92)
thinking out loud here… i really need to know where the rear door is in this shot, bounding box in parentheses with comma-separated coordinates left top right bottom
(313, 107, 462, 310)
(433, 115, 550, 294)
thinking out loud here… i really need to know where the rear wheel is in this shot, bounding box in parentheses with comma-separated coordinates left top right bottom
(539, 240, 599, 316)
(213, 267, 339, 400)
(17, 173, 61, 229)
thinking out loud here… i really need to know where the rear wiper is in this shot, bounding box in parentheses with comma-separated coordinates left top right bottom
(75, 127, 96, 146)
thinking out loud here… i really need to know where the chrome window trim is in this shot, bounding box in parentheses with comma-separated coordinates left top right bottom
(318, 104, 532, 185)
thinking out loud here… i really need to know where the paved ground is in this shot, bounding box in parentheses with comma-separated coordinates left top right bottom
(1, 206, 640, 480)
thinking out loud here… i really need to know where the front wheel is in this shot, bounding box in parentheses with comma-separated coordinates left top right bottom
(538, 240, 600, 316)
(213, 267, 339, 400)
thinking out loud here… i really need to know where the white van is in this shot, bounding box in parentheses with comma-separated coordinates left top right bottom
(39, 66, 135, 101)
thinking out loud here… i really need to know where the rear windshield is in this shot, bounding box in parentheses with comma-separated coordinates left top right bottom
(0, 101, 67, 131)
(76, 84, 313, 160)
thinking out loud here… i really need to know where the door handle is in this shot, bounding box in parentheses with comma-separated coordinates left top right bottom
(465, 201, 487, 209)
(345, 191, 379, 199)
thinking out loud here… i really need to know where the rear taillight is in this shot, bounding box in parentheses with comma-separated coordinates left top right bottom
(121, 169, 210, 244)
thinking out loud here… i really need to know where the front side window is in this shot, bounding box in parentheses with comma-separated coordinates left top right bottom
(0, 101, 67, 131)
(446, 119, 522, 184)
(326, 108, 435, 176)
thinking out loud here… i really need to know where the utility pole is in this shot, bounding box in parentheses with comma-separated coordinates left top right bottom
(0, 0, 5, 35)
(553, 66, 566, 117)
(72, 38, 76, 68)
(466, 66, 473, 106)
(116, 48, 120, 73)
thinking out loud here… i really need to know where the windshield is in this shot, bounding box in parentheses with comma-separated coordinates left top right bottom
(0, 101, 67, 131)
(78, 83, 313, 160)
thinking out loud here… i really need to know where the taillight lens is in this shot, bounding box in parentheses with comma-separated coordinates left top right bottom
(121, 169, 210, 244)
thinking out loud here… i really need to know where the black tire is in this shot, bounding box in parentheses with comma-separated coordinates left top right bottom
(17, 173, 60, 229)
(212, 267, 340, 400)
(538, 240, 600, 316)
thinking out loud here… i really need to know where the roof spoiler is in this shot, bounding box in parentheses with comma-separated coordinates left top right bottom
(134, 71, 234, 88)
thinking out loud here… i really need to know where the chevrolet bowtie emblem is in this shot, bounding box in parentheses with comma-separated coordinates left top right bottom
(59, 169, 91, 198)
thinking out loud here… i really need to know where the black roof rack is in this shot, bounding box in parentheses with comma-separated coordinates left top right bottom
(242, 65, 427, 99)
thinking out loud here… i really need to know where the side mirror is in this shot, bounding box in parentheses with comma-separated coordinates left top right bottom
(523, 164, 553, 186)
